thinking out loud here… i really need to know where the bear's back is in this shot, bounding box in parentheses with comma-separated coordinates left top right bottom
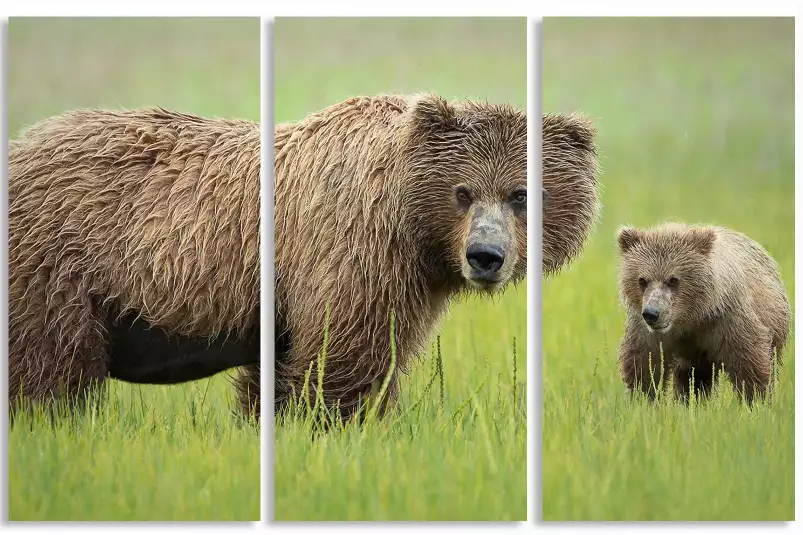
(8, 108, 261, 337)
(710, 226, 790, 345)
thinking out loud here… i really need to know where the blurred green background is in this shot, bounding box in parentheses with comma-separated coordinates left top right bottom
(8, 17, 260, 521)
(542, 17, 794, 521)
(273, 17, 528, 521)
(274, 17, 526, 121)
(9, 17, 260, 133)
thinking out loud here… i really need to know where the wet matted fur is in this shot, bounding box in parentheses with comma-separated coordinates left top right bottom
(542, 113, 601, 276)
(8, 107, 261, 419)
(274, 93, 528, 422)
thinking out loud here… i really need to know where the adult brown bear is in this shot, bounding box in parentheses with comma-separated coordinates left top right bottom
(272, 95, 599, 423)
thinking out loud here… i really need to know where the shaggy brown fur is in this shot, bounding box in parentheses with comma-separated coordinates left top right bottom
(542, 113, 601, 276)
(616, 222, 790, 404)
(273, 93, 527, 422)
(9, 107, 261, 416)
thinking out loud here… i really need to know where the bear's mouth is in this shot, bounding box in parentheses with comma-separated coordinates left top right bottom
(461, 258, 508, 291)
(645, 322, 672, 334)
(465, 274, 505, 292)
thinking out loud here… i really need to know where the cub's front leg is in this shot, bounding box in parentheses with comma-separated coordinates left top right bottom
(618, 317, 670, 401)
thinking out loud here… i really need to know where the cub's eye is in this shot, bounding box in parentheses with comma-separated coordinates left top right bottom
(454, 185, 473, 205)
(510, 189, 527, 205)
(638, 277, 648, 290)
(667, 276, 679, 288)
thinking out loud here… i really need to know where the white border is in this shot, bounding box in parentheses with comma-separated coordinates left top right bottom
(0, 2, 800, 17)
(0, 1, 800, 533)
(528, 14, 540, 526)
(794, 7, 800, 530)
(260, 13, 271, 527)
(1, 12, 8, 532)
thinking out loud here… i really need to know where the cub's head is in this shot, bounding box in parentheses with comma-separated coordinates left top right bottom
(617, 223, 717, 334)
(542, 113, 601, 277)
(403, 94, 527, 293)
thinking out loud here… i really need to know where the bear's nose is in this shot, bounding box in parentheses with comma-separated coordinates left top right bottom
(642, 307, 660, 325)
(466, 243, 505, 274)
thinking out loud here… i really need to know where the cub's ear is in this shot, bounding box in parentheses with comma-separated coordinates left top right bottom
(617, 226, 642, 253)
(688, 227, 716, 256)
(407, 93, 457, 133)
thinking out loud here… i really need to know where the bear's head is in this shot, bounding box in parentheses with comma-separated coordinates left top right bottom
(402, 94, 527, 294)
(617, 223, 717, 335)
(542, 113, 601, 276)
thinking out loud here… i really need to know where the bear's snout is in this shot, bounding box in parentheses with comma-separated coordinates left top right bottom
(466, 243, 505, 277)
(640, 285, 673, 332)
(641, 307, 660, 325)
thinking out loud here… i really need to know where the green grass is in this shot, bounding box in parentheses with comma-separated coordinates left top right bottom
(542, 17, 795, 521)
(272, 17, 527, 521)
(8, 17, 260, 521)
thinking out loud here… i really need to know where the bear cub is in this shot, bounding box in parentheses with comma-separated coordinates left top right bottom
(616, 222, 790, 404)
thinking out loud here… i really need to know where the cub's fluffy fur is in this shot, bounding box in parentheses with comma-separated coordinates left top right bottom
(617, 222, 790, 403)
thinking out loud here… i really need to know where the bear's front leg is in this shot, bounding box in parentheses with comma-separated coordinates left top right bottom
(619, 350, 669, 401)
(316, 370, 400, 426)
(618, 329, 669, 401)
(672, 359, 715, 404)
(354, 375, 400, 423)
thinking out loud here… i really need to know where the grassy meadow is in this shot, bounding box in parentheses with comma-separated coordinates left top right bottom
(7, 18, 260, 521)
(541, 18, 795, 521)
(272, 17, 528, 521)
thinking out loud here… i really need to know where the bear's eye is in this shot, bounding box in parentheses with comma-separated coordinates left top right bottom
(667, 276, 679, 288)
(638, 277, 648, 290)
(510, 189, 527, 205)
(454, 185, 473, 205)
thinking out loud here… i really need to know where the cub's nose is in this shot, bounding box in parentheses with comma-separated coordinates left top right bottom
(642, 307, 660, 325)
(466, 243, 505, 274)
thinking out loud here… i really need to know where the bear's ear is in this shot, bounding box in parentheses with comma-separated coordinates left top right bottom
(564, 114, 596, 152)
(617, 226, 642, 253)
(543, 113, 597, 153)
(687, 227, 716, 256)
(408, 93, 458, 134)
